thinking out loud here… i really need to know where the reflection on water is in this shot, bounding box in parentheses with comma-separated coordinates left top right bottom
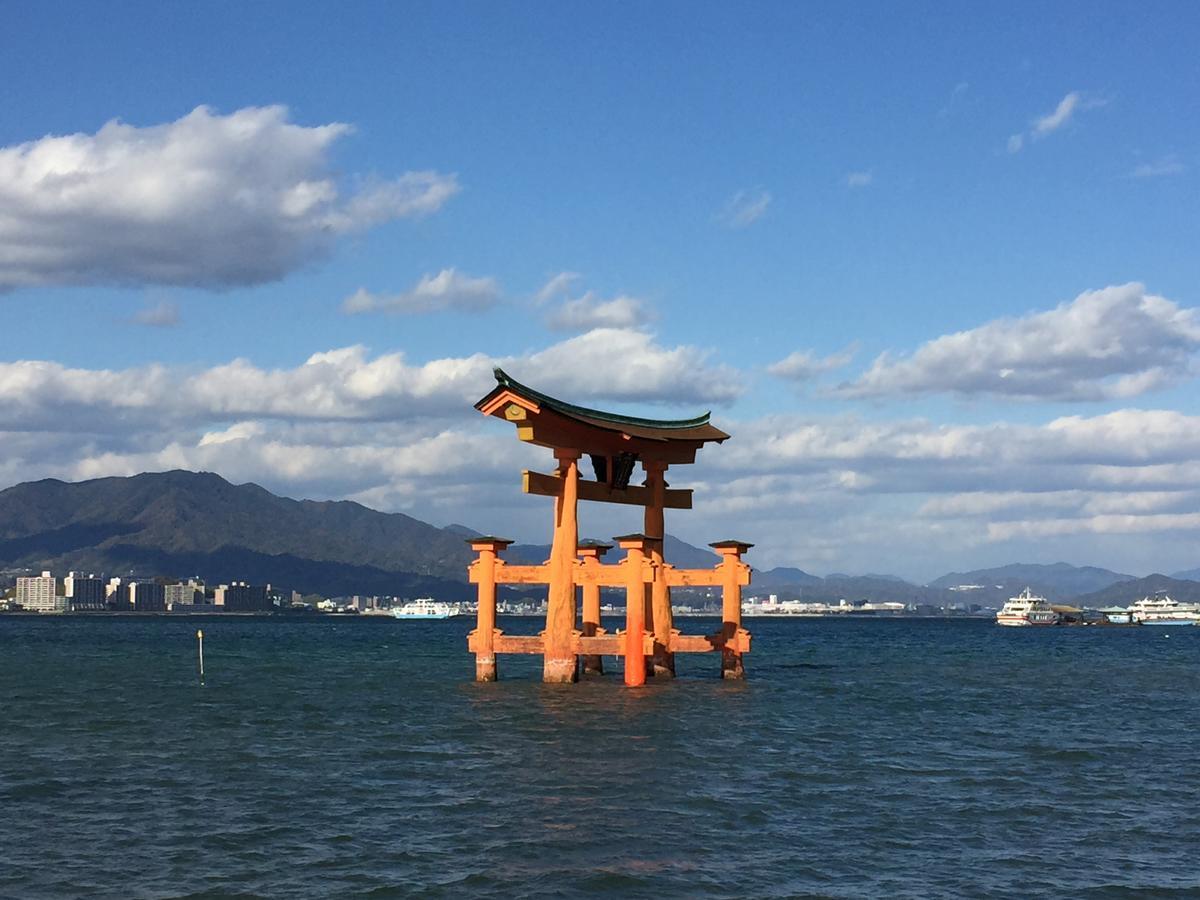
(2, 616, 1199, 898)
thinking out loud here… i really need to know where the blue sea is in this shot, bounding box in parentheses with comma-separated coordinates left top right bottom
(2, 615, 1198, 898)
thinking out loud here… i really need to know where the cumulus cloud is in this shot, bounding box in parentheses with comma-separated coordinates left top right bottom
(341, 269, 500, 315)
(533, 272, 655, 333)
(718, 189, 771, 228)
(845, 170, 873, 188)
(768, 346, 856, 382)
(516, 328, 742, 405)
(0, 329, 742, 436)
(838, 283, 1200, 401)
(0, 105, 458, 290)
(6, 376, 1200, 575)
(546, 293, 653, 331)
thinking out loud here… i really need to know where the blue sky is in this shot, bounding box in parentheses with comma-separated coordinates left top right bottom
(2, 2, 1199, 581)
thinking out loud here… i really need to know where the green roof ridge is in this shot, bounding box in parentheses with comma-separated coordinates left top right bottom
(492, 367, 712, 430)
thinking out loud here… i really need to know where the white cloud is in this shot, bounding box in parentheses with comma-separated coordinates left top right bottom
(0, 329, 742, 435)
(988, 512, 1200, 541)
(1033, 91, 1081, 136)
(768, 346, 856, 382)
(0, 105, 458, 290)
(545, 293, 653, 332)
(6, 383, 1200, 577)
(838, 283, 1200, 401)
(516, 328, 742, 405)
(342, 269, 500, 315)
(1007, 91, 1104, 153)
(718, 189, 771, 228)
(845, 170, 873, 188)
(131, 299, 180, 328)
(534, 271, 580, 304)
(1129, 155, 1186, 178)
(535, 273, 655, 333)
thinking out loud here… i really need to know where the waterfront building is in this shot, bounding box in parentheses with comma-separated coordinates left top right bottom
(131, 582, 166, 612)
(223, 581, 272, 612)
(165, 582, 201, 608)
(64, 572, 106, 611)
(108, 581, 131, 610)
(16, 571, 65, 613)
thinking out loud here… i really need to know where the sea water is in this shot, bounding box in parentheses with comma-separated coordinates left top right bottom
(2, 616, 1198, 898)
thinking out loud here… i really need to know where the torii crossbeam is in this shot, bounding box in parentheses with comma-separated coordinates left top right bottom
(467, 368, 752, 685)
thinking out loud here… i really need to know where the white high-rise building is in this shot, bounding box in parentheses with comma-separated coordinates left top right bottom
(17, 571, 65, 613)
(165, 583, 201, 608)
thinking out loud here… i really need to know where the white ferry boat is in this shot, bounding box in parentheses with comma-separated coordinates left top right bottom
(392, 598, 460, 620)
(996, 587, 1059, 627)
(1127, 593, 1200, 626)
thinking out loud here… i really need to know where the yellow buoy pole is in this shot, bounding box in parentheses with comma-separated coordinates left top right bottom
(197, 629, 205, 683)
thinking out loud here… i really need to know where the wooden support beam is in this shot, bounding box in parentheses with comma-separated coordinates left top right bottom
(662, 566, 722, 587)
(523, 470, 693, 509)
(487, 564, 551, 585)
(471, 630, 744, 657)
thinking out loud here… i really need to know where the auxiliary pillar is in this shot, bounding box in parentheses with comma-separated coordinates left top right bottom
(468, 537, 512, 681)
(578, 541, 611, 675)
(713, 541, 753, 679)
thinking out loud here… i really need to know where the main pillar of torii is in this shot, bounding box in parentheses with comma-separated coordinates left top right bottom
(467, 368, 752, 684)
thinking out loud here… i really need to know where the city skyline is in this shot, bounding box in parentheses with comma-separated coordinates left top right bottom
(2, 3, 1199, 580)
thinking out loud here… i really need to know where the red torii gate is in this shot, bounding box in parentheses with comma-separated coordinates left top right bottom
(466, 368, 752, 685)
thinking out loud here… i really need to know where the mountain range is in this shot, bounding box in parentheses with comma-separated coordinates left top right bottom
(1, 470, 1196, 605)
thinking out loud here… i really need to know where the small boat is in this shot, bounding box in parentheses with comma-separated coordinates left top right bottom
(996, 587, 1059, 626)
(1127, 593, 1200, 626)
(392, 598, 460, 620)
(1098, 606, 1132, 625)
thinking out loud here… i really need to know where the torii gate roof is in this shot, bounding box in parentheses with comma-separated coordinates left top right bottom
(475, 367, 729, 463)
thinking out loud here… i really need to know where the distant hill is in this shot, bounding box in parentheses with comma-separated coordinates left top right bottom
(753, 566, 822, 588)
(2, 470, 1187, 608)
(928, 562, 1135, 599)
(0, 471, 476, 598)
(1075, 575, 1200, 608)
(1171, 567, 1200, 581)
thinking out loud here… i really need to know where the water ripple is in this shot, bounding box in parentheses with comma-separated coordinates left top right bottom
(2, 616, 1199, 898)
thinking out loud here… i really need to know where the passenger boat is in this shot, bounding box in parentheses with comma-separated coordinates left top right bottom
(392, 598, 460, 619)
(1127, 593, 1200, 626)
(996, 587, 1059, 626)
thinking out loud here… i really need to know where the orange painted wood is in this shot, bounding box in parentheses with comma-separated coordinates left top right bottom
(494, 634, 544, 654)
(469, 542, 500, 681)
(477, 631, 741, 657)
(662, 567, 723, 587)
(543, 451, 581, 682)
(490, 564, 551, 584)
(506, 413, 704, 464)
(477, 390, 539, 418)
(621, 543, 647, 687)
